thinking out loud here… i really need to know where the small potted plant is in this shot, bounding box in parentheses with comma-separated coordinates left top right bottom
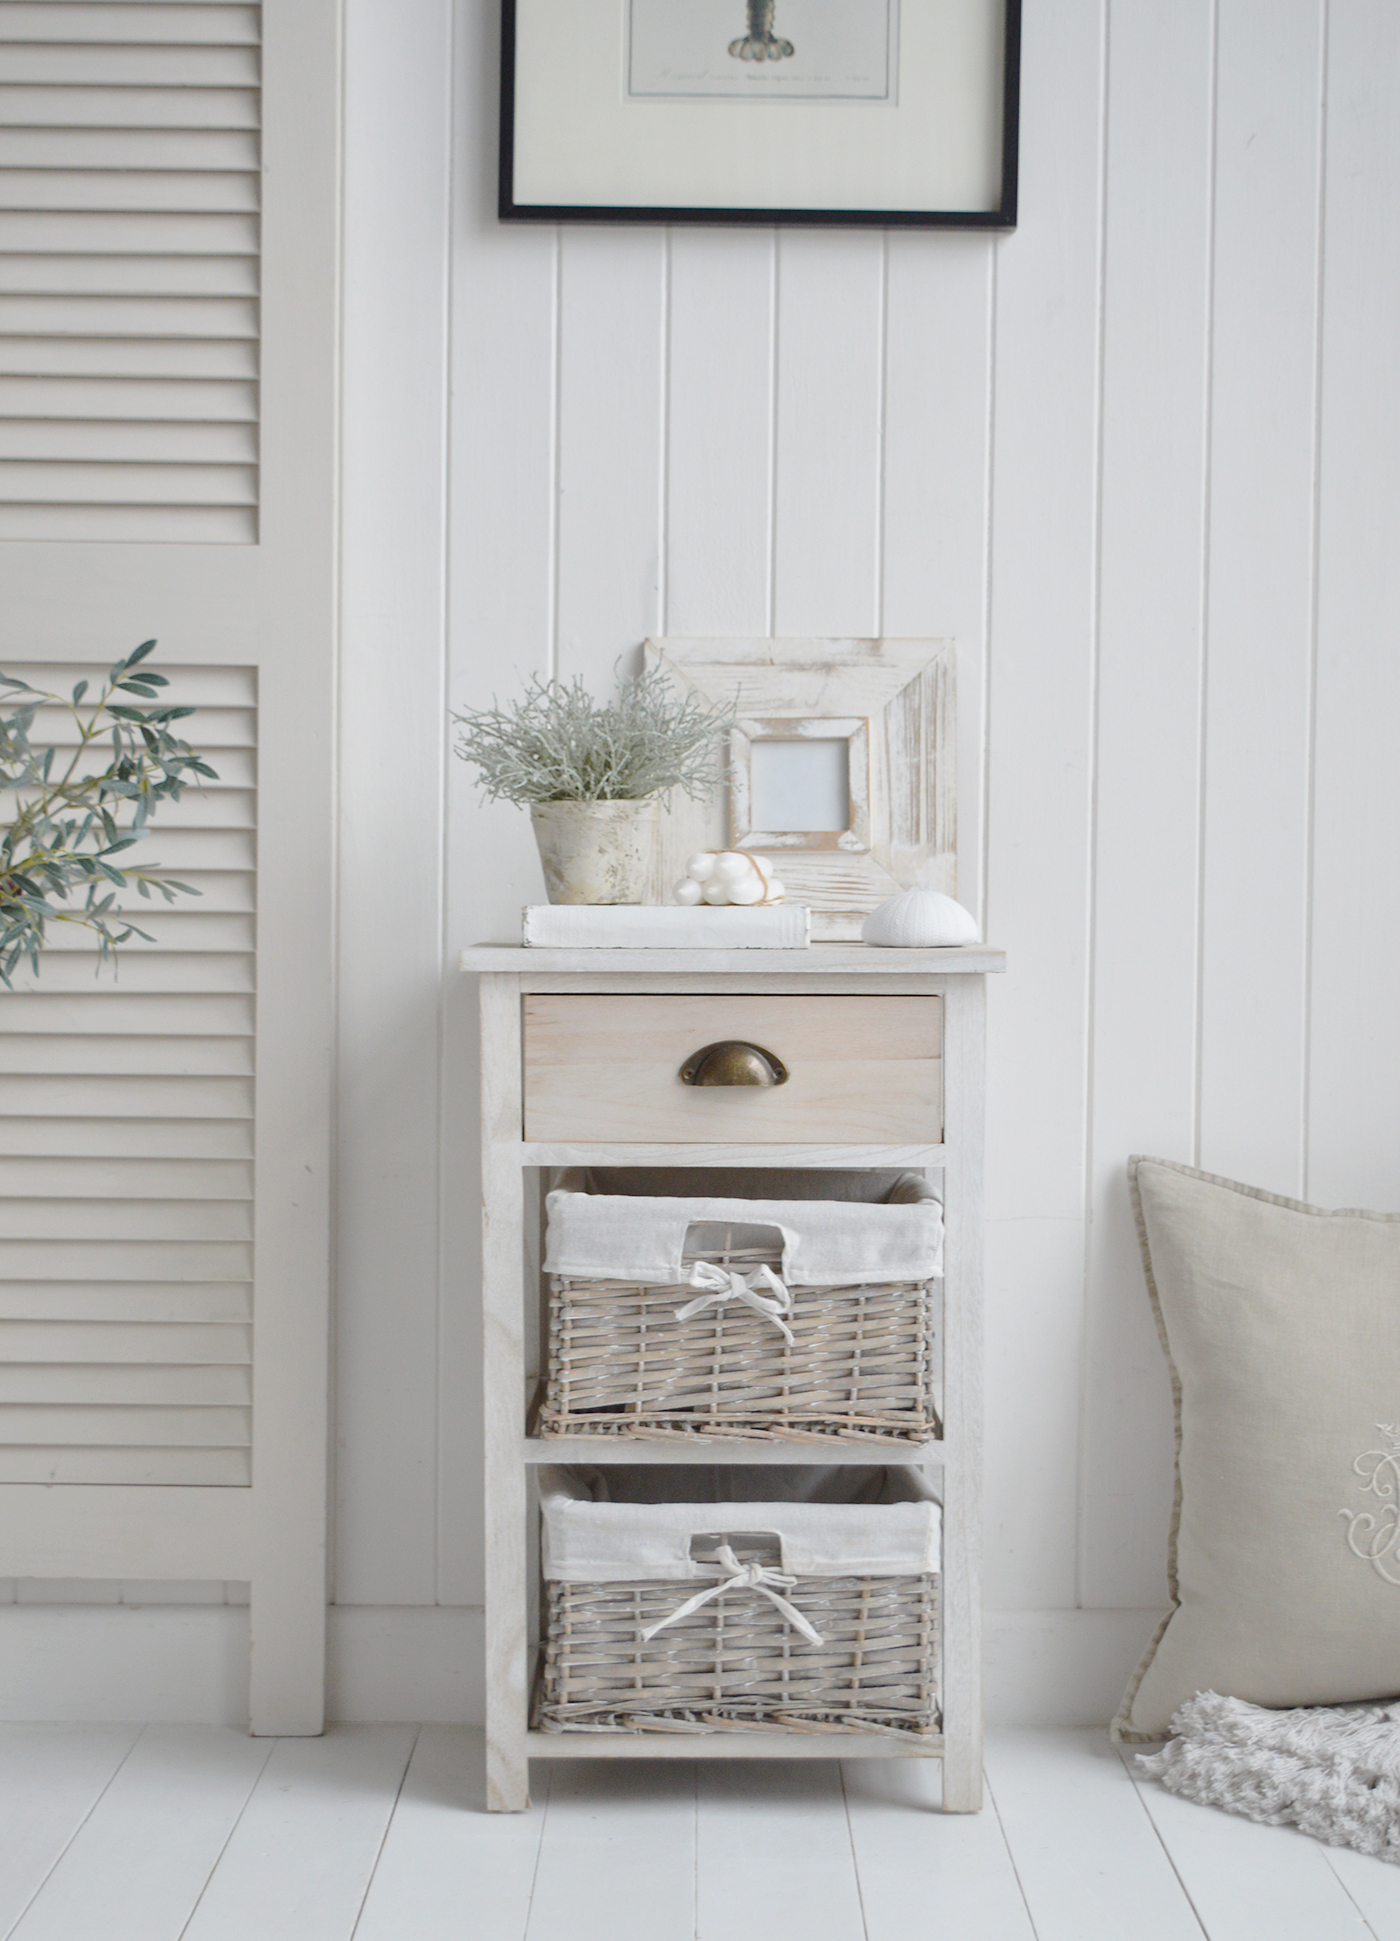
(452, 667, 733, 904)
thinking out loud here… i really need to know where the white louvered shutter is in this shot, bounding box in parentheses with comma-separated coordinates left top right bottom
(0, 664, 254, 1485)
(0, 0, 336, 1735)
(0, 1, 261, 540)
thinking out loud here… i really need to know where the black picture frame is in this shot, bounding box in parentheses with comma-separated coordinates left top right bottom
(499, 0, 1021, 231)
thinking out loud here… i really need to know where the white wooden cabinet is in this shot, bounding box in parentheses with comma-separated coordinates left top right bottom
(460, 942, 1004, 1812)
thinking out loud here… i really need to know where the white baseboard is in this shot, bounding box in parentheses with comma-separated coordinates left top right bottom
(984, 1607, 1164, 1726)
(0, 1603, 1163, 1728)
(326, 1605, 485, 1724)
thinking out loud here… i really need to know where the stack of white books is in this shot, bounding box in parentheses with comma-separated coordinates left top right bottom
(521, 904, 810, 948)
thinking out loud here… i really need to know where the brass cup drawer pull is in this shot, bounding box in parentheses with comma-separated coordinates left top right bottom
(678, 1040, 789, 1088)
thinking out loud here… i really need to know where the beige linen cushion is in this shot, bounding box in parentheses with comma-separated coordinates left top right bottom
(1113, 1156, 1400, 1743)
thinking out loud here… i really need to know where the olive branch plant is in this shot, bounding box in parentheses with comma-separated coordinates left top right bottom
(0, 641, 217, 989)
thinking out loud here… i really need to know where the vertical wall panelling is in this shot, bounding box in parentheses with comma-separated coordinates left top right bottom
(980, 0, 1106, 1615)
(1080, 0, 1215, 1611)
(880, 233, 995, 919)
(449, 0, 556, 698)
(1307, 1, 1400, 1211)
(665, 228, 774, 638)
(336, 0, 453, 1608)
(1196, 0, 1325, 1196)
(336, 0, 1400, 1724)
(440, 0, 558, 1606)
(771, 231, 885, 638)
(554, 228, 666, 691)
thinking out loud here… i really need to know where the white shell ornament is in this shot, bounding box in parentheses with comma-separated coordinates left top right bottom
(862, 889, 980, 947)
(672, 850, 785, 906)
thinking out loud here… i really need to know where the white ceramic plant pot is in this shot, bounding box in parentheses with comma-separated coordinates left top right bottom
(530, 798, 660, 905)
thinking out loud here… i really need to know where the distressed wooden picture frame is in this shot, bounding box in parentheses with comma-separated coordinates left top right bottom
(730, 716, 872, 854)
(645, 637, 956, 939)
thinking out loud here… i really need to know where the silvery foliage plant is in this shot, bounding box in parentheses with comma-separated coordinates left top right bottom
(452, 666, 734, 806)
(0, 641, 216, 987)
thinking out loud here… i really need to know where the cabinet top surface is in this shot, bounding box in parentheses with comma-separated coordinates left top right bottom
(459, 942, 1005, 975)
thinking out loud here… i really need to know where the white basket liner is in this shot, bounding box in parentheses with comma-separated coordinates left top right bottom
(543, 1188, 944, 1288)
(540, 1465, 941, 1583)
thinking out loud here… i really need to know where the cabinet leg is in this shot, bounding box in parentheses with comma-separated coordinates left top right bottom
(480, 973, 530, 1814)
(486, 1738, 530, 1813)
(940, 1740, 984, 1813)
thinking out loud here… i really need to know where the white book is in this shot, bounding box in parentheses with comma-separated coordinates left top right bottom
(521, 904, 811, 948)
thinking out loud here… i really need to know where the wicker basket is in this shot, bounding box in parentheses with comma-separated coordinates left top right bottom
(533, 1465, 942, 1738)
(537, 1171, 943, 1445)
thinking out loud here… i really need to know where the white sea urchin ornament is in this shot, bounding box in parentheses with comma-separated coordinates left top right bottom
(861, 886, 980, 947)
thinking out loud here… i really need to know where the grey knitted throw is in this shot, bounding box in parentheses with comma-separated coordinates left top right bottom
(1138, 1690, 1400, 1863)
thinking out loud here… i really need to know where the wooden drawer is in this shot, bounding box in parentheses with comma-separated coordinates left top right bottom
(522, 994, 942, 1144)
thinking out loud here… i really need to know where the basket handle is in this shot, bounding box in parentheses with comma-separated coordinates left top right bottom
(641, 1543, 822, 1646)
(674, 1261, 794, 1343)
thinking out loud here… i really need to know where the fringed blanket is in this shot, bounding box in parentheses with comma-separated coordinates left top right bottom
(1139, 1690, 1400, 1863)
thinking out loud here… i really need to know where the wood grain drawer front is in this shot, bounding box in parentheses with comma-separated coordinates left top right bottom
(522, 995, 942, 1144)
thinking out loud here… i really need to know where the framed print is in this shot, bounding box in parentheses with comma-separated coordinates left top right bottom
(499, 0, 1021, 229)
(644, 637, 957, 940)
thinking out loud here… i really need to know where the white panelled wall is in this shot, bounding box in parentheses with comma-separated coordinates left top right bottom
(323, 0, 1400, 1726)
(19, 0, 1393, 1723)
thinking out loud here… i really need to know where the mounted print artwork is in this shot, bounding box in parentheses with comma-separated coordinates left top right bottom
(627, 1, 897, 101)
(645, 638, 957, 940)
(499, 0, 1020, 227)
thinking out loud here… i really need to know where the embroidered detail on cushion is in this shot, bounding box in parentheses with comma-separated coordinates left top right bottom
(1340, 1424, 1400, 1586)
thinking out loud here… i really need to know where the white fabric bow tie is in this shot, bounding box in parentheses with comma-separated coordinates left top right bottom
(640, 1542, 824, 1646)
(673, 1261, 795, 1344)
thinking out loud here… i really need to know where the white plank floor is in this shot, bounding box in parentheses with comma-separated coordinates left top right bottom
(1, 1724, 1398, 1940)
